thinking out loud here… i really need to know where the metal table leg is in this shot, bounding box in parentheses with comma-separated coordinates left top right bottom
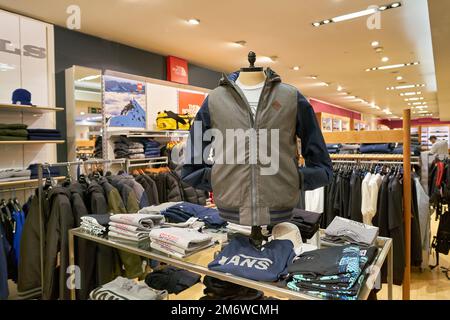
(68, 229, 76, 300)
(387, 243, 393, 300)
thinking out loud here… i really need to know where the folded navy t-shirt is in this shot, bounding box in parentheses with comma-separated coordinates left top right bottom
(208, 236, 295, 282)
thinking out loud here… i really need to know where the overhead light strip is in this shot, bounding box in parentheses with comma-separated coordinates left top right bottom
(366, 61, 419, 72)
(387, 84, 425, 90)
(312, 2, 402, 27)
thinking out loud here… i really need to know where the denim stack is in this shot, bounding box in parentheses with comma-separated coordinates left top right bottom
(142, 139, 161, 158)
(27, 129, 62, 141)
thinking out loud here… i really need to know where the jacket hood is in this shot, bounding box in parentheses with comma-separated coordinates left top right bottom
(88, 181, 104, 195)
(68, 182, 86, 196)
(219, 68, 281, 86)
(47, 187, 71, 202)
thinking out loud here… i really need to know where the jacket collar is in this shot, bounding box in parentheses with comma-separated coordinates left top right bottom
(219, 68, 281, 86)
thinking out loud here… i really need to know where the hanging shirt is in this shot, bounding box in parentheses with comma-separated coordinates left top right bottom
(361, 173, 372, 224)
(235, 79, 265, 119)
(367, 174, 383, 225)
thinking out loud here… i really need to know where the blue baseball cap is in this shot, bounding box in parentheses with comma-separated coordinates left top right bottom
(12, 89, 32, 106)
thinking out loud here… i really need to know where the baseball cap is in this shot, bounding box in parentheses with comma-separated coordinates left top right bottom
(12, 88, 32, 106)
(271, 222, 317, 256)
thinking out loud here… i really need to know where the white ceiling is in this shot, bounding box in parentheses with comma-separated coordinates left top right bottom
(0, 0, 444, 119)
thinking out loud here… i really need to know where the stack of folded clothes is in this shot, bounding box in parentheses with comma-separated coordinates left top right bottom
(142, 139, 161, 158)
(114, 136, 145, 159)
(27, 128, 62, 141)
(287, 245, 377, 300)
(200, 276, 265, 300)
(80, 214, 110, 236)
(149, 227, 214, 258)
(28, 164, 61, 179)
(0, 168, 31, 182)
(289, 209, 323, 242)
(161, 202, 227, 229)
(90, 277, 168, 300)
(0, 124, 28, 141)
(144, 266, 201, 294)
(108, 213, 165, 248)
(359, 143, 394, 154)
(323, 216, 379, 247)
(326, 144, 341, 154)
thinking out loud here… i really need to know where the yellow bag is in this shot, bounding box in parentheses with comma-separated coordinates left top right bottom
(156, 111, 192, 130)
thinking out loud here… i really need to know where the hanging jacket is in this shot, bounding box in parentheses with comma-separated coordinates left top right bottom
(108, 177, 140, 213)
(98, 177, 127, 214)
(87, 182, 108, 215)
(69, 182, 88, 226)
(182, 69, 332, 226)
(17, 192, 45, 300)
(42, 187, 74, 300)
(135, 175, 160, 206)
(116, 175, 149, 209)
(166, 172, 185, 203)
(0, 223, 9, 300)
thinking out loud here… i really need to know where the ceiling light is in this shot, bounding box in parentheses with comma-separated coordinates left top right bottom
(405, 97, 424, 101)
(374, 47, 384, 53)
(319, 82, 330, 87)
(371, 41, 380, 47)
(396, 76, 403, 81)
(233, 40, 247, 47)
(400, 91, 422, 96)
(309, 75, 318, 80)
(312, 3, 402, 27)
(386, 84, 425, 90)
(382, 57, 390, 62)
(366, 61, 419, 72)
(337, 85, 343, 91)
(80, 112, 86, 116)
(292, 66, 300, 71)
(187, 18, 200, 25)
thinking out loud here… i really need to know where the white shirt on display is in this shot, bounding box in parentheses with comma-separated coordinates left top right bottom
(236, 79, 264, 119)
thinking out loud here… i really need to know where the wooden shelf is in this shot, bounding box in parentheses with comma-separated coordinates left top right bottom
(0, 140, 65, 145)
(0, 176, 65, 188)
(0, 103, 64, 113)
(323, 130, 404, 144)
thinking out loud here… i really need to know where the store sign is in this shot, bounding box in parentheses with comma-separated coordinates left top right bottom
(0, 39, 46, 59)
(167, 56, 189, 84)
(178, 90, 206, 116)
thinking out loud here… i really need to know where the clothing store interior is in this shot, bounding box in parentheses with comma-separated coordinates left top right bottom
(0, 0, 449, 302)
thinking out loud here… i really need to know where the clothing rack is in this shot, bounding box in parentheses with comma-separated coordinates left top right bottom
(35, 158, 127, 298)
(323, 109, 412, 300)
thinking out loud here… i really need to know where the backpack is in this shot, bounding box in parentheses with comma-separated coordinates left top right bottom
(430, 211, 450, 269)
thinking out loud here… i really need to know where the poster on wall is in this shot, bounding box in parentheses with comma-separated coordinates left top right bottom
(104, 75, 147, 128)
(178, 90, 206, 117)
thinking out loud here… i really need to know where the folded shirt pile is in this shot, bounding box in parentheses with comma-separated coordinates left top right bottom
(161, 202, 227, 229)
(114, 136, 145, 159)
(142, 139, 161, 158)
(360, 143, 394, 154)
(80, 214, 110, 236)
(149, 227, 214, 258)
(144, 266, 201, 294)
(27, 128, 62, 141)
(108, 213, 165, 248)
(89, 277, 168, 300)
(323, 216, 379, 247)
(287, 245, 377, 300)
(0, 168, 31, 182)
(0, 124, 28, 141)
(208, 236, 295, 282)
(27, 164, 61, 179)
(288, 209, 322, 242)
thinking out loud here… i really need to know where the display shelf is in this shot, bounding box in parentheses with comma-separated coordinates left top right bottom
(0, 176, 65, 188)
(0, 140, 65, 145)
(69, 228, 393, 301)
(0, 103, 63, 113)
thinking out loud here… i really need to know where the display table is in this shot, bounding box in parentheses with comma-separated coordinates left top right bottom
(68, 228, 393, 300)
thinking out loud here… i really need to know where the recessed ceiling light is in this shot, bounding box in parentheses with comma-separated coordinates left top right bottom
(187, 18, 200, 25)
(319, 82, 330, 87)
(396, 76, 403, 81)
(386, 84, 425, 90)
(233, 40, 247, 47)
(374, 47, 384, 53)
(309, 75, 318, 80)
(371, 41, 380, 47)
(366, 61, 420, 71)
(382, 57, 390, 62)
(337, 85, 343, 91)
(400, 91, 422, 96)
(292, 66, 300, 71)
(405, 97, 424, 101)
(311, 2, 402, 27)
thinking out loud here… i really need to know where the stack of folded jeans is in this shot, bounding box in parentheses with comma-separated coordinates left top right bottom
(0, 124, 28, 141)
(200, 276, 264, 300)
(359, 143, 394, 154)
(287, 245, 377, 300)
(0, 169, 31, 182)
(142, 139, 161, 158)
(161, 202, 227, 229)
(108, 213, 165, 248)
(323, 216, 379, 247)
(27, 129, 62, 141)
(114, 136, 145, 159)
(89, 277, 168, 300)
(27, 164, 61, 179)
(80, 214, 110, 236)
(149, 227, 214, 258)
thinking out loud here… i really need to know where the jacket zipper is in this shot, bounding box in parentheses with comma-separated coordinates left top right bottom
(228, 76, 272, 224)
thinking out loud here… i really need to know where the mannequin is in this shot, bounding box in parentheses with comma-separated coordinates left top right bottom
(238, 51, 268, 248)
